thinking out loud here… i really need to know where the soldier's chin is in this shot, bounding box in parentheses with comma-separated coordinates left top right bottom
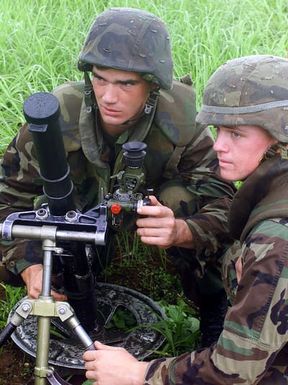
(219, 169, 237, 182)
(102, 115, 124, 126)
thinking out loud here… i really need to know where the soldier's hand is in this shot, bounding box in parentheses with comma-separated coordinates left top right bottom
(21, 264, 67, 301)
(136, 196, 176, 247)
(137, 196, 194, 248)
(83, 341, 148, 385)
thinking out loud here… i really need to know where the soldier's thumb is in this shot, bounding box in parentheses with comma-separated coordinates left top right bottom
(94, 341, 122, 351)
(148, 195, 162, 206)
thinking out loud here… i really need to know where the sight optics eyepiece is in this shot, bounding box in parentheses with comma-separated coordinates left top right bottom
(122, 141, 147, 168)
(23, 92, 74, 216)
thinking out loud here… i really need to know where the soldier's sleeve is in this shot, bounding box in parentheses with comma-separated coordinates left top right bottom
(145, 219, 288, 385)
(178, 122, 235, 255)
(0, 124, 43, 275)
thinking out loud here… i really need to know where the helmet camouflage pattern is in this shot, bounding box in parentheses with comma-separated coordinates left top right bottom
(78, 7, 173, 90)
(197, 55, 288, 143)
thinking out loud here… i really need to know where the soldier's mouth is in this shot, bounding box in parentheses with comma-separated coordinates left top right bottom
(218, 159, 233, 167)
(101, 105, 121, 115)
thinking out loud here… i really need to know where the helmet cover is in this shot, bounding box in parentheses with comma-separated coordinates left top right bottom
(197, 55, 288, 142)
(78, 7, 173, 90)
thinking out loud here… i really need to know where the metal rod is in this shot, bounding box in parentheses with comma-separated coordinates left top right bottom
(0, 223, 104, 243)
(35, 316, 52, 385)
(42, 240, 54, 297)
(34, 238, 55, 384)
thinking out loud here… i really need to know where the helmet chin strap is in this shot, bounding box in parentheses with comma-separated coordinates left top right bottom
(121, 90, 159, 127)
(144, 90, 159, 114)
(83, 72, 95, 113)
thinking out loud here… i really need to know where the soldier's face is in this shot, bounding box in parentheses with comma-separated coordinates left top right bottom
(213, 125, 276, 181)
(92, 66, 152, 135)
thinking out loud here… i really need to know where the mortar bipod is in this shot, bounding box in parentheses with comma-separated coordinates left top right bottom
(0, 222, 166, 383)
(0, 225, 95, 385)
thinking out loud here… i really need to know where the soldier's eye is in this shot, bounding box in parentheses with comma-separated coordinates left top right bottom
(120, 81, 137, 88)
(92, 74, 107, 84)
(231, 131, 241, 138)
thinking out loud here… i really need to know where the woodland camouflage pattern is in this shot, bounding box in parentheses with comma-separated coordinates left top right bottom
(145, 157, 288, 385)
(0, 78, 234, 277)
(144, 56, 288, 384)
(197, 55, 288, 143)
(78, 7, 173, 90)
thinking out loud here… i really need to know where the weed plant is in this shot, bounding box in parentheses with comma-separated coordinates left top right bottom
(0, 284, 25, 329)
(103, 232, 183, 303)
(151, 298, 200, 356)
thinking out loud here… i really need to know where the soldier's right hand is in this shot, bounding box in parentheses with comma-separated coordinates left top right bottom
(21, 264, 67, 301)
(136, 196, 194, 249)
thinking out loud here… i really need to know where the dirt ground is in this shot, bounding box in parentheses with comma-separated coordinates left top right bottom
(0, 283, 35, 385)
(0, 339, 87, 385)
(0, 340, 87, 385)
(0, 339, 34, 385)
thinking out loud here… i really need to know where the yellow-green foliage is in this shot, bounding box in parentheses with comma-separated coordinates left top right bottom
(1, 0, 288, 152)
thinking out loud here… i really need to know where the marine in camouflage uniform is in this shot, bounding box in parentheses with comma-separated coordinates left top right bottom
(0, 8, 234, 344)
(140, 55, 288, 384)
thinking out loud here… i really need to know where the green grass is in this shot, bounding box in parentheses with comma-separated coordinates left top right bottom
(0, 283, 25, 329)
(1, 0, 288, 153)
(1, 0, 288, 373)
(103, 232, 183, 303)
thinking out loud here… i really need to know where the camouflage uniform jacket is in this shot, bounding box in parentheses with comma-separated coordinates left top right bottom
(0, 79, 234, 275)
(145, 157, 288, 384)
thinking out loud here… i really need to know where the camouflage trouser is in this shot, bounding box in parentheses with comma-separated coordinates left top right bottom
(0, 238, 115, 287)
(0, 261, 23, 286)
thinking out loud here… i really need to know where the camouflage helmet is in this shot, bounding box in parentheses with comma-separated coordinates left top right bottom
(78, 7, 173, 90)
(197, 55, 288, 143)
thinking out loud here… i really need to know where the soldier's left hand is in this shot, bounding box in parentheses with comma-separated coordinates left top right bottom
(83, 341, 148, 385)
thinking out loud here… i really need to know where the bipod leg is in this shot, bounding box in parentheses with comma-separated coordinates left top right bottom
(55, 301, 94, 351)
(30, 297, 94, 385)
(32, 232, 58, 385)
(0, 298, 33, 346)
(34, 233, 95, 385)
